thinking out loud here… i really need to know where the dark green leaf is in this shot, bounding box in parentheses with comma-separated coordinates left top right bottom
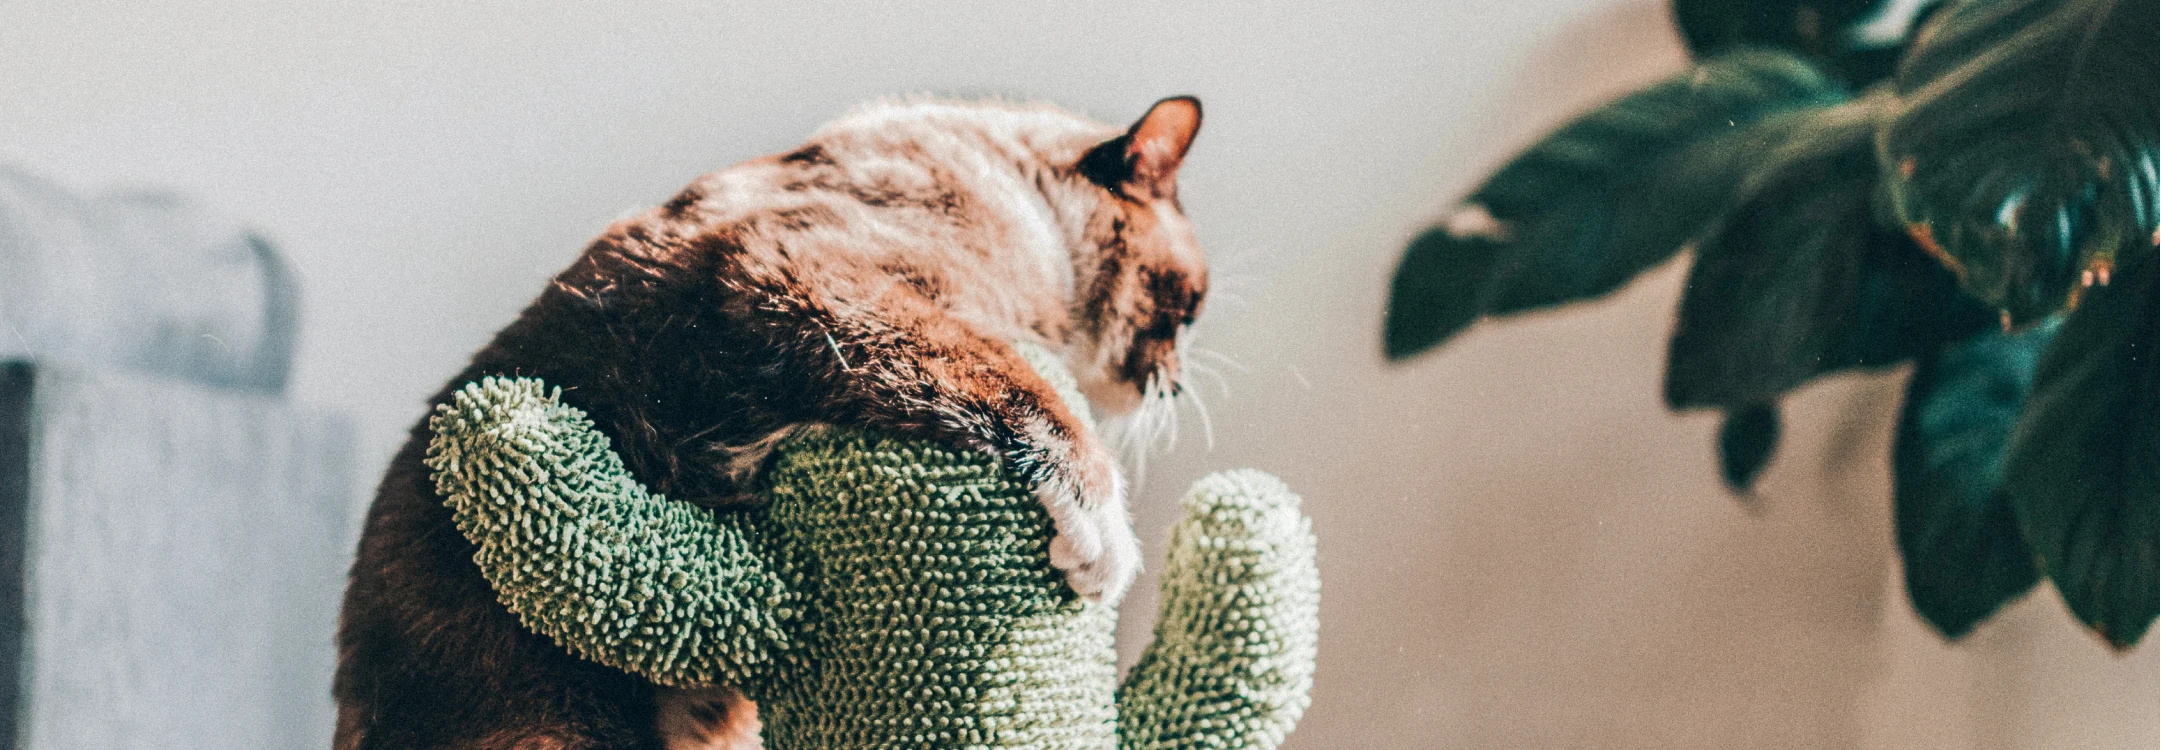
(1667, 106, 1881, 408)
(1383, 50, 1848, 359)
(1879, 0, 2160, 324)
(1374, 51, 1849, 363)
(1384, 228, 1503, 358)
(1665, 97, 1994, 409)
(1671, 0, 1939, 85)
(1673, 0, 1886, 59)
(1827, 0, 1958, 87)
(2003, 253, 2158, 650)
(1895, 323, 2054, 639)
(1821, 227, 2000, 373)
(1471, 51, 1849, 323)
(1719, 402, 1781, 494)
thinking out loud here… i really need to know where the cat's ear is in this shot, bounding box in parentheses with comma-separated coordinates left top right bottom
(1079, 96, 1202, 196)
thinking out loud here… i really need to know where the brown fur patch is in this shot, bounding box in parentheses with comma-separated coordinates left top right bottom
(879, 262, 949, 299)
(779, 144, 833, 166)
(660, 185, 706, 218)
(766, 204, 842, 232)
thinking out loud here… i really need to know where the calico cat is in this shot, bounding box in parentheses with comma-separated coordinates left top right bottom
(333, 95, 1208, 750)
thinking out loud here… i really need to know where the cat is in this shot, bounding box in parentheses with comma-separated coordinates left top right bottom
(333, 94, 1208, 750)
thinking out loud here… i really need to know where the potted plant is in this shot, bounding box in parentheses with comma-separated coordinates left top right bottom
(1384, 0, 2156, 648)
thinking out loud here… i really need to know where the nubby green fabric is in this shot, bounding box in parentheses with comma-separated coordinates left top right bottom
(425, 379, 794, 688)
(427, 362, 1317, 749)
(1118, 470, 1319, 750)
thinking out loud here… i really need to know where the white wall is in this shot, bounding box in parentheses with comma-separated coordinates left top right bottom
(3, 1, 2152, 747)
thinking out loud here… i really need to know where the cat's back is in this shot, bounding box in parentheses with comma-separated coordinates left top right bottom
(659, 99, 1113, 250)
(602, 98, 1112, 328)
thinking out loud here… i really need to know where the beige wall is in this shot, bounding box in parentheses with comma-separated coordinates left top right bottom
(3, 1, 2152, 746)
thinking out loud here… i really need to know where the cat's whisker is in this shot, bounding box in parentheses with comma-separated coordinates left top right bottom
(1186, 360, 1234, 400)
(1182, 379, 1216, 451)
(1205, 256, 1265, 311)
(1201, 276, 1259, 312)
(1115, 367, 1190, 491)
(1207, 238, 1267, 279)
(1118, 419, 1153, 491)
(1153, 372, 1181, 455)
(1207, 290, 1253, 310)
(1190, 345, 1250, 374)
(1181, 338, 1241, 400)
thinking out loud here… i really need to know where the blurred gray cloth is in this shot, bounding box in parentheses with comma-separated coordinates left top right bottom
(0, 361, 351, 749)
(0, 165, 351, 749)
(0, 166, 299, 392)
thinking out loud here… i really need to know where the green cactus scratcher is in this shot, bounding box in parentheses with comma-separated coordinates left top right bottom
(425, 348, 1319, 749)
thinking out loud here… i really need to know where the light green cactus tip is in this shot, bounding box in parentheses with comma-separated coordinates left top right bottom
(425, 358, 1318, 749)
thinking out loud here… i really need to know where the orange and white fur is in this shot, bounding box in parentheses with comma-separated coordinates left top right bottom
(335, 96, 1210, 750)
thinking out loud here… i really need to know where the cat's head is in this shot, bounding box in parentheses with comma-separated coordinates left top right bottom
(1061, 97, 1208, 418)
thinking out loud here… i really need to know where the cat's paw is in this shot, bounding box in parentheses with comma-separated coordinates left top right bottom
(1031, 440, 1139, 602)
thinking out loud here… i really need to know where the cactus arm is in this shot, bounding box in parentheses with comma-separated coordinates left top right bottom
(425, 376, 797, 688)
(1116, 470, 1321, 750)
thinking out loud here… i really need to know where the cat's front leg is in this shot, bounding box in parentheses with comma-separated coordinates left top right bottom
(994, 394, 1138, 602)
(805, 305, 1141, 602)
